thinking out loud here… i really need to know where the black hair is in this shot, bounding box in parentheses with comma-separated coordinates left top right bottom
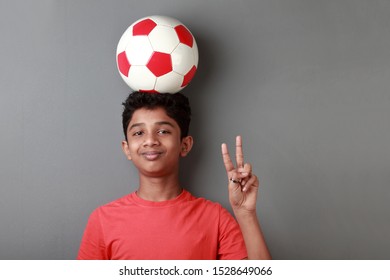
(122, 91, 191, 140)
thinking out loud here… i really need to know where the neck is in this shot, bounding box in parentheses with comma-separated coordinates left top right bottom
(137, 173, 182, 202)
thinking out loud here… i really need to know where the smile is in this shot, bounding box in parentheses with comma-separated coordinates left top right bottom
(141, 151, 163, 160)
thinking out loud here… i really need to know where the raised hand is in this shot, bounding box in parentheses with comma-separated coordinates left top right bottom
(221, 136, 259, 213)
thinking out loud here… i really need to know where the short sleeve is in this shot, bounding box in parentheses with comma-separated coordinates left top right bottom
(217, 206, 248, 260)
(77, 209, 108, 260)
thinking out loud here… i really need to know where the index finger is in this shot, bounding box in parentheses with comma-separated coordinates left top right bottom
(221, 143, 235, 172)
(235, 135, 244, 168)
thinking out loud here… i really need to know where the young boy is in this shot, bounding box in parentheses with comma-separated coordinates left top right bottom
(77, 92, 271, 260)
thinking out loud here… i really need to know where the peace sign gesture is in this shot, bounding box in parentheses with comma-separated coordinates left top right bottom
(221, 136, 259, 213)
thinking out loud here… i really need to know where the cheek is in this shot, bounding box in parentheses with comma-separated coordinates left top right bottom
(164, 140, 182, 154)
(128, 142, 139, 153)
(124, 140, 137, 154)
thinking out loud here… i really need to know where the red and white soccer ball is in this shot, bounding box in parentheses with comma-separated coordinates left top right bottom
(116, 15, 199, 94)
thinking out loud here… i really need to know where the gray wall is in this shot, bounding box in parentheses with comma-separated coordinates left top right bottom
(1, 0, 389, 259)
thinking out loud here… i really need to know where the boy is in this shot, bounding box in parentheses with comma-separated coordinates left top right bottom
(77, 92, 271, 260)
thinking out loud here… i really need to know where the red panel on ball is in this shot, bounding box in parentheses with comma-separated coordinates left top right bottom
(117, 51, 131, 76)
(147, 52, 172, 77)
(133, 19, 157, 36)
(174, 25, 193, 47)
(181, 65, 197, 87)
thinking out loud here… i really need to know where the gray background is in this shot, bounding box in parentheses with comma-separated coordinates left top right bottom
(1, 0, 389, 260)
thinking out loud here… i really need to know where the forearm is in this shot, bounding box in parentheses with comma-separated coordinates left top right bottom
(234, 210, 272, 260)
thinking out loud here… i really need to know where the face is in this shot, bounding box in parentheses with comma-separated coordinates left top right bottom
(121, 107, 193, 178)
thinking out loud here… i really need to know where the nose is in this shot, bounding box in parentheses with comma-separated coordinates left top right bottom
(143, 132, 159, 147)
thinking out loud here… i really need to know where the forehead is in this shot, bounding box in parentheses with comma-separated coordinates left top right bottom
(129, 107, 179, 128)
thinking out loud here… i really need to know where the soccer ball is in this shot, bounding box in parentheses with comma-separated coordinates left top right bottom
(116, 15, 199, 94)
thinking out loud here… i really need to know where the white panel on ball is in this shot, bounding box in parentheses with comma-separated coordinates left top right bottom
(172, 44, 195, 75)
(127, 66, 156, 90)
(192, 40, 199, 67)
(125, 36, 153, 65)
(155, 72, 184, 93)
(149, 26, 179, 53)
(149, 15, 182, 27)
(116, 26, 134, 55)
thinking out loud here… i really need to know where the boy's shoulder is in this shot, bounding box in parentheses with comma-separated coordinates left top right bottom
(188, 192, 222, 207)
(95, 192, 134, 212)
(100, 193, 133, 208)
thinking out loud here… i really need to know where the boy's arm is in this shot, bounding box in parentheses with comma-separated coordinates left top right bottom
(221, 136, 272, 260)
(233, 205, 272, 260)
(77, 209, 108, 260)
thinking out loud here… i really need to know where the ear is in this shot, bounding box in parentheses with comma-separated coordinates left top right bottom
(180, 136, 194, 157)
(121, 140, 132, 160)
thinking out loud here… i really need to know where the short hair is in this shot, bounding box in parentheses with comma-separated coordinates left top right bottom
(122, 92, 191, 140)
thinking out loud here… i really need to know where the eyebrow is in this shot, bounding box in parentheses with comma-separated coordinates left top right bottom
(128, 121, 175, 131)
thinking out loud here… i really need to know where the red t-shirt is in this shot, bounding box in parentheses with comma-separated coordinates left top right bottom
(77, 189, 247, 260)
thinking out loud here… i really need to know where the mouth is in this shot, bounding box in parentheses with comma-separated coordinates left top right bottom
(141, 151, 163, 161)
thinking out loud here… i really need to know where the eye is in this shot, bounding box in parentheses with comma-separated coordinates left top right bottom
(132, 130, 144, 137)
(158, 129, 171, 135)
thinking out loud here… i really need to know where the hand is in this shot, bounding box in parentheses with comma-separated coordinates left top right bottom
(221, 135, 259, 213)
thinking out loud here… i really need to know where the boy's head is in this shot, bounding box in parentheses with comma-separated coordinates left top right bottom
(122, 91, 191, 141)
